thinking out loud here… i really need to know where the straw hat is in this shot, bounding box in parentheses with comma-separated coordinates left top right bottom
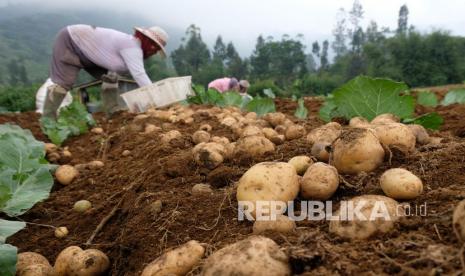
(239, 80, 250, 88)
(134, 26, 169, 57)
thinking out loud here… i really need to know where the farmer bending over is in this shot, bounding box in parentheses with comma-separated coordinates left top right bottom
(208, 77, 250, 95)
(39, 24, 168, 117)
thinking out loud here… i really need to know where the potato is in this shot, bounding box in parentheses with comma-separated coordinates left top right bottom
(202, 236, 290, 276)
(54, 246, 83, 276)
(453, 199, 465, 242)
(330, 128, 385, 174)
(241, 125, 263, 137)
(62, 150, 72, 159)
(285, 125, 305, 140)
(301, 162, 339, 200)
(54, 227, 68, 238)
(87, 160, 104, 169)
(180, 117, 194, 124)
(274, 125, 287, 135)
(349, 117, 371, 128)
(44, 143, 58, 154)
(144, 124, 161, 134)
(306, 122, 342, 146)
(220, 116, 237, 127)
(253, 214, 296, 234)
(211, 136, 230, 145)
(91, 127, 104, 135)
(73, 200, 92, 213)
(372, 123, 416, 153)
(199, 124, 212, 132)
(160, 130, 182, 144)
(17, 252, 51, 275)
(68, 249, 110, 276)
(122, 150, 131, 157)
(237, 162, 299, 218)
(329, 195, 402, 239)
(150, 200, 163, 214)
(245, 112, 258, 120)
(311, 142, 331, 162)
(234, 135, 275, 158)
(47, 152, 61, 163)
(20, 264, 54, 276)
(141, 240, 205, 276)
(288, 156, 313, 175)
(380, 168, 423, 200)
(55, 165, 78, 185)
(192, 130, 211, 144)
(192, 183, 213, 195)
(371, 113, 400, 124)
(192, 142, 226, 169)
(256, 119, 271, 128)
(263, 112, 287, 127)
(262, 128, 279, 140)
(269, 134, 286, 145)
(134, 114, 150, 121)
(407, 124, 430, 145)
(223, 142, 236, 160)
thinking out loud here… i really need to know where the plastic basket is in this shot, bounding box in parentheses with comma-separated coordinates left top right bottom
(121, 76, 193, 112)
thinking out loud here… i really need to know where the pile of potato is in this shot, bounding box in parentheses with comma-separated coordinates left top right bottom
(17, 246, 109, 276)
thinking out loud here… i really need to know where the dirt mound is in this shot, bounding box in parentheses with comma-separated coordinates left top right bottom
(2, 95, 465, 275)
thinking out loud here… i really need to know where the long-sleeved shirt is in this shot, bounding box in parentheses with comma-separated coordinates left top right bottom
(67, 24, 151, 87)
(208, 77, 237, 93)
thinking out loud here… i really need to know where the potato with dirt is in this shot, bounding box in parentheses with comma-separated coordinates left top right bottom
(160, 130, 182, 144)
(253, 214, 296, 234)
(301, 162, 339, 200)
(330, 128, 385, 174)
(234, 135, 275, 158)
(288, 155, 313, 175)
(54, 246, 109, 276)
(307, 122, 342, 161)
(453, 199, 465, 242)
(263, 112, 287, 127)
(192, 142, 226, 169)
(241, 125, 263, 137)
(285, 124, 305, 140)
(141, 240, 205, 276)
(192, 130, 211, 144)
(17, 252, 52, 276)
(349, 117, 371, 128)
(407, 124, 430, 145)
(372, 122, 416, 153)
(380, 168, 423, 200)
(202, 235, 290, 276)
(55, 165, 79, 185)
(236, 162, 299, 218)
(329, 195, 402, 239)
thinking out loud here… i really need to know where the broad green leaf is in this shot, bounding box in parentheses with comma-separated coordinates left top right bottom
(222, 92, 243, 107)
(403, 112, 444, 130)
(2, 167, 53, 216)
(331, 76, 413, 121)
(263, 89, 276, 99)
(205, 89, 225, 106)
(417, 91, 438, 107)
(0, 220, 26, 243)
(245, 97, 276, 116)
(0, 243, 17, 276)
(441, 89, 465, 106)
(0, 124, 44, 159)
(294, 98, 308, 119)
(0, 133, 44, 174)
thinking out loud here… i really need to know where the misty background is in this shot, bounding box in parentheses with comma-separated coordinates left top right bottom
(1, 0, 465, 112)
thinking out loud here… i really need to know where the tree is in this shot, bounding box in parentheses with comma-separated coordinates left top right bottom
(18, 61, 29, 85)
(348, 0, 364, 35)
(312, 41, 320, 57)
(320, 40, 329, 71)
(171, 24, 211, 84)
(7, 59, 20, 86)
(212, 36, 227, 63)
(397, 5, 409, 35)
(332, 8, 348, 58)
(225, 42, 248, 79)
(250, 35, 271, 80)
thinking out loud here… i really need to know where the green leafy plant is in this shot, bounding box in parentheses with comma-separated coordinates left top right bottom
(294, 98, 308, 119)
(0, 219, 25, 276)
(40, 101, 95, 145)
(245, 97, 276, 116)
(0, 124, 55, 217)
(441, 89, 465, 106)
(417, 91, 438, 107)
(402, 113, 444, 130)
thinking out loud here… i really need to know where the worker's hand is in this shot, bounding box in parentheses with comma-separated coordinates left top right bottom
(101, 72, 119, 83)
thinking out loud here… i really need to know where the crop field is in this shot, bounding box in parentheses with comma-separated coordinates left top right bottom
(2, 81, 465, 275)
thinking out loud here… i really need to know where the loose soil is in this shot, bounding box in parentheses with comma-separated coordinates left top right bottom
(3, 88, 465, 275)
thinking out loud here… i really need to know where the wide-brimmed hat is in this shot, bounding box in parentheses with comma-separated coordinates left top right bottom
(239, 80, 250, 88)
(134, 26, 169, 58)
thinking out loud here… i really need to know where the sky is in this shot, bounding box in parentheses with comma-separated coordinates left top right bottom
(2, 0, 465, 55)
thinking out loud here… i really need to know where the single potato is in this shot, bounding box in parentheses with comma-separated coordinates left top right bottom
(407, 124, 430, 145)
(234, 135, 275, 158)
(380, 168, 423, 200)
(192, 142, 226, 169)
(67, 249, 110, 276)
(300, 162, 339, 200)
(371, 113, 400, 124)
(372, 123, 416, 153)
(285, 125, 305, 140)
(17, 252, 51, 275)
(202, 236, 290, 276)
(55, 165, 78, 185)
(288, 156, 313, 175)
(253, 214, 296, 234)
(192, 130, 211, 144)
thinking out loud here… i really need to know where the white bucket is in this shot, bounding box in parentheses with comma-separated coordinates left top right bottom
(121, 76, 193, 113)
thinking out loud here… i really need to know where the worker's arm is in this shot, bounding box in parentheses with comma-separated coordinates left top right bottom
(120, 48, 152, 87)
